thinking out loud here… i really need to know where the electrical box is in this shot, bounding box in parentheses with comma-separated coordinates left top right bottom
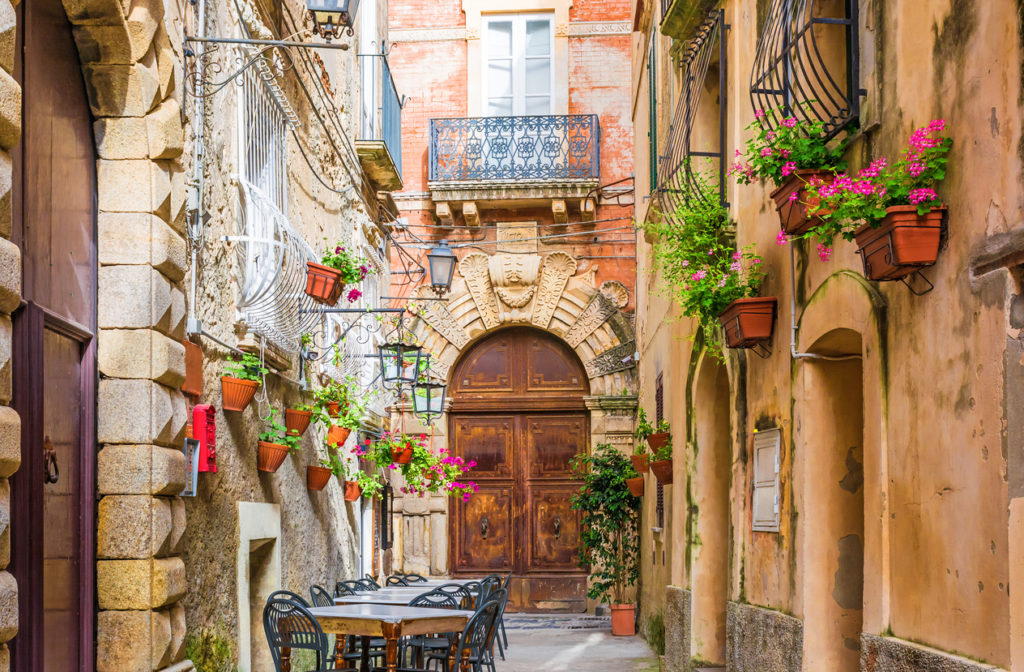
(194, 404, 217, 473)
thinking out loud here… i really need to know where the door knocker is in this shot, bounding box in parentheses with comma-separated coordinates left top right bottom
(553, 515, 562, 540)
(480, 516, 489, 540)
(43, 436, 59, 484)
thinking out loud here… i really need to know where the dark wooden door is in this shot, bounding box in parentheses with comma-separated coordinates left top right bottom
(10, 0, 97, 668)
(449, 328, 589, 612)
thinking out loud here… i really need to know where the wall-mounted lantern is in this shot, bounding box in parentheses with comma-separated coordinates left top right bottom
(426, 239, 457, 298)
(412, 378, 447, 425)
(377, 341, 423, 385)
(307, 0, 360, 41)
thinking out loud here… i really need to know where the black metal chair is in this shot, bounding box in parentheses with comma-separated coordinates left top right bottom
(357, 578, 381, 592)
(268, 590, 311, 608)
(364, 574, 382, 589)
(338, 579, 370, 594)
(498, 573, 512, 650)
(433, 583, 474, 610)
(310, 584, 335, 608)
(387, 575, 411, 586)
(335, 582, 356, 597)
(403, 573, 429, 583)
(264, 596, 354, 672)
(401, 590, 463, 666)
(424, 597, 502, 672)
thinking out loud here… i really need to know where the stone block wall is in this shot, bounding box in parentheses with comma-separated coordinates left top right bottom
(725, 602, 803, 672)
(860, 634, 1004, 672)
(663, 586, 691, 672)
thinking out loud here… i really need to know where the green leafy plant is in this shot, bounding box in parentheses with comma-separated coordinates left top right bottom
(634, 408, 654, 441)
(570, 444, 641, 606)
(315, 381, 370, 432)
(651, 437, 672, 462)
(354, 469, 384, 498)
(641, 166, 766, 357)
(321, 240, 375, 288)
(259, 412, 302, 452)
(223, 352, 267, 382)
(321, 449, 349, 479)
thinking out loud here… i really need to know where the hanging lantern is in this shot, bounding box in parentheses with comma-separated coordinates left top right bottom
(307, 0, 360, 41)
(426, 239, 457, 298)
(377, 342, 423, 385)
(412, 378, 447, 424)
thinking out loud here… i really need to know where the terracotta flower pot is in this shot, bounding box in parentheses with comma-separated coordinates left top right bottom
(392, 447, 414, 465)
(650, 459, 673, 485)
(630, 454, 649, 474)
(344, 481, 362, 502)
(770, 169, 834, 235)
(257, 441, 290, 473)
(646, 433, 670, 452)
(855, 205, 945, 280)
(625, 476, 645, 498)
(718, 297, 777, 349)
(221, 377, 259, 412)
(305, 261, 344, 305)
(285, 409, 312, 437)
(610, 604, 636, 637)
(307, 465, 333, 491)
(327, 426, 351, 449)
(326, 401, 343, 418)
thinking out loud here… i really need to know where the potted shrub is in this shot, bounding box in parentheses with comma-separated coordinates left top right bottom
(624, 459, 645, 498)
(570, 444, 641, 636)
(285, 404, 313, 437)
(409, 448, 478, 501)
(642, 165, 773, 355)
(630, 444, 649, 474)
(309, 449, 346, 492)
(314, 379, 350, 418)
(802, 119, 952, 280)
(649, 431, 674, 486)
(320, 392, 367, 451)
(257, 413, 301, 473)
(305, 242, 375, 306)
(221, 352, 266, 412)
(732, 105, 847, 234)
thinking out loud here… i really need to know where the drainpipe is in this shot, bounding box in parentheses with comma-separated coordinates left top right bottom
(788, 242, 862, 362)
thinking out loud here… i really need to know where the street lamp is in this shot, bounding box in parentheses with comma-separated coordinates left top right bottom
(307, 0, 360, 41)
(426, 239, 457, 298)
(412, 378, 447, 425)
(377, 341, 422, 385)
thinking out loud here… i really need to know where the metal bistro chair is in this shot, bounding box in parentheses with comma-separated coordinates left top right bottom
(309, 584, 335, 608)
(335, 581, 356, 597)
(364, 573, 382, 589)
(403, 573, 429, 583)
(476, 576, 503, 659)
(400, 590, 463, 667)
(311, 584, 367, 669)
(338, 579, 373, 594)
(264, 596, 357, 672)
(433, 582, 474, 610)
(387, 575, 411, 586)
(426, 596, 503, 672)
(268, 590, 311, 608)
(358, 578, 381, 592)
(498, 573, 512, 651)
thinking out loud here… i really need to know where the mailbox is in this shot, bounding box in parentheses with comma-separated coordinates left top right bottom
(193, 404, 217, 472)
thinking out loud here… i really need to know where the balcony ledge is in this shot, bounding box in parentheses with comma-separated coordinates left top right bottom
(660, 0, 717, 40)
(428, 178, 599, 206)
(356, 139, 404, 192)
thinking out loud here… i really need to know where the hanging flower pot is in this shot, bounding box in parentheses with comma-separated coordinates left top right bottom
(630, 454, 649, 474)
(305, 262, 345, 305)
(650, 459, 673, 485)
(326, 401, 343, 418)
(770, 169, 834, 235)
(855, 205, 945, 281)
(392, 447, 414, 464)
(327, 425, 351, 449)
(257, 441, 290, 473)
(344, 481, 362, 502)
(221, 377, 259, 412)
(625, 476, 645, 498)
(718, 297, 777, 349)
(285, 409, 313, 437)
(307, 465, 332, 491)
(645, 433, 670, 452)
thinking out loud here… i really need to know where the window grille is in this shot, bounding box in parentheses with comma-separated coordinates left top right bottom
(749, 0, 862, 140)
(655, 9, 727, 220)
(655, 373, 665, 530)
(752, 428, 782, 532)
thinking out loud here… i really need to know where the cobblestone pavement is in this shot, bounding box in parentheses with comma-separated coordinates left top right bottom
(500, 615, 659, 671)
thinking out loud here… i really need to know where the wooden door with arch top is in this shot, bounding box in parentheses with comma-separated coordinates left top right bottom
(449, 328, 589, 612)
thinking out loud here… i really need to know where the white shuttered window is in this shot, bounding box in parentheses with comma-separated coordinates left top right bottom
(483, 13, 554, 116)
(753, 429, 782, 533)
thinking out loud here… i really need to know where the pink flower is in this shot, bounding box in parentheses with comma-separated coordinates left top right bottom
(776, 231, 788, 246)
(780, 149, 791, 159)
(858, 157, 888, 178)
(730, 261, 742, 272)
(781, 161, 797, 177)
(788, 191, 799, 203)
(681, 260, 689, 268)
(717, 277, 727, 288)
(732, 251, 742, 261)
(760, 146, 773, 158)
(708, 249, 715, 255)
(335, 246, 342, 254)
(752, 259, 762, 264)
(691, 270, 707, 281)
(347, 289, 363, 303)
(755, 109, 765, 119)
(816, 243, 832, 262)
(782, 117, 797, 128)
(908, 187, 938, 205)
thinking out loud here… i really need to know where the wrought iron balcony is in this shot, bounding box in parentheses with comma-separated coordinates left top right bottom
(428, 115, 600, 204)
(356, 53, 404, 192)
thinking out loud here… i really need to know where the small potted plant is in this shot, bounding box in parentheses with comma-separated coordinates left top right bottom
(406, 449, 478, 500)
(304, 241, 375, 306)
(570, 444, 641, 636)
(352, 469, 382, 501)
(221, 352, 266, 412)
(257, 412, 301, 473)
(314, 380, 349, 418)
(731, 105, 847, 234)
(649, 431, 673, 486)
(316, 386, 368, 451)
(285, 403, 313, 437)
(630, 444, 649, 474)
(624, 460, 644, 498)
(307, 459, 335, 492)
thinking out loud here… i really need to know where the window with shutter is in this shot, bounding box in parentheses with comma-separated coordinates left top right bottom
(752, 428, 782, 532)
(483, 13, 554, 116)
(655, 373, 665, 530)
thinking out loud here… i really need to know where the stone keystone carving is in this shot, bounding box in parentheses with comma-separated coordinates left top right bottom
(412, 286, 470, 349)
(564, 292, 617, 348)
(584, 341, 637, 378)
(489, 254, 541, 308)
(532, 252, 577, 329)
(458, 253, 501, 329)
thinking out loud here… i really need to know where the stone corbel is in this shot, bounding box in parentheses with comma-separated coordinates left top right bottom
(552, 199, 568, 224)
(462, 201, 480, 227)
(580, 197, 596, 222)
(435, 202, 454, 228)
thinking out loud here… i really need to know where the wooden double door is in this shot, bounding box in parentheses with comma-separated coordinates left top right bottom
(448, 328, 589, 612)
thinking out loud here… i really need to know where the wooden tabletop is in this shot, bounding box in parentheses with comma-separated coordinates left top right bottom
(309, 603, 474, 637)
(335, 593, 426, 606)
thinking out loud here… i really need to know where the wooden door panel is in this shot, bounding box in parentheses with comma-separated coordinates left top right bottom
(525, 414, 587, 479)
(453, 334, 515, 394)
(452, 416, 514, 478)
(527, 485, 582, 570)
(526, 334, 587, 392)
(456, 486, 515, 572)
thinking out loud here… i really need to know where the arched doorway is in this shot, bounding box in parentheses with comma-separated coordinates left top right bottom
(448, 327, 590, 612)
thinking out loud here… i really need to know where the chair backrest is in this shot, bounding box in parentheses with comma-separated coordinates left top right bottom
(267, 590, 311, 608)
(363, 574, 382, 589)
(263, 597, 329, 672)
(403, 573, 429, 583)
(408, 589, 460, 610)
(356, 578, 380, 592)
(309, 584, 335, 608)
(338, 579, 368, 594)
(453, 599, 502, 670)
(334, 582, 356, 597)
(434, 582, 474, 609)
(477, 587, 508, 651)
(386, 575, 410, 587)
(501, 572, 512, 589)
(479, 575, 502, 602)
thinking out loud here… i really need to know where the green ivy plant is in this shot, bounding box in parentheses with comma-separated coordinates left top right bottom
(321, 449, 349, 479)
(258, 412, 302, 452)
(223, 352, 267, 382)
(355, 469, 384, 498)
(570, 444, 641, 607)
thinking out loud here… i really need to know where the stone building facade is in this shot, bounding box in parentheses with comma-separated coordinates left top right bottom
(631, 1, 1024, 671)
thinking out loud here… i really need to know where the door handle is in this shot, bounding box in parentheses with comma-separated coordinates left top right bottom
(553, 515, 561, 540)
(480, 516, 489, 540)
(43, 436, 59, 484)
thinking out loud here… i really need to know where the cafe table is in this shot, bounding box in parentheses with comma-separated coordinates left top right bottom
(335, 592, 426, 606)
(307, 604, 475, 672)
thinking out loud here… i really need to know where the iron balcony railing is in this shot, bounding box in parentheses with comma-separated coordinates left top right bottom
(429, 114, 600, 183)
(358, 53, 403, 177)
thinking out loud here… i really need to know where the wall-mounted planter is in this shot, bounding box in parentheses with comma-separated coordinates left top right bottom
(221, 377, 259, 412)
(855, 206, 944, 281)
(285, 409, 312, 437)
(650, 459, 673, 485)
(307, 465, 332, 491)
(326, 402, 343, 417)
(391, 447, 414, 465)
(625, 476, 645, 498)
(257, 441, 290, 473)
(344, 481, 362, 501)
(327, 425, 351, 449)
(770, 169, 833, 235)
(630, 454, 649, 474)
(646, 433, 670, 452)
(719, 297, 777, 349)
(305, 262, 344, 305)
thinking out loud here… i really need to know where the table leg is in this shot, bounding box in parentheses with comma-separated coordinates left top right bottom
(447, 637, 459, 672)
(281, 646, 291, 672)
(382, 622, 402, 672)
(334, 637, 346, 668)
(360, 635, 371, 672)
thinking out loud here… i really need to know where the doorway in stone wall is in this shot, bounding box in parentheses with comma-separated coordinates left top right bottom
(9, 0, 98, 669)
(799, 329, 865, 672)
(448, 327, 590, 612)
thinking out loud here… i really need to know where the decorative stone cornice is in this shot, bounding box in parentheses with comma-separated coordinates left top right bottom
(584, 395, 639, 412)
(390, 27, 467, 43)
(567, 21, 632, 37)
(429, 179, 600, 204)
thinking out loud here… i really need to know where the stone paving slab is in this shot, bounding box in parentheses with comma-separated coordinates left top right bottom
(501, 618, 658, 672)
